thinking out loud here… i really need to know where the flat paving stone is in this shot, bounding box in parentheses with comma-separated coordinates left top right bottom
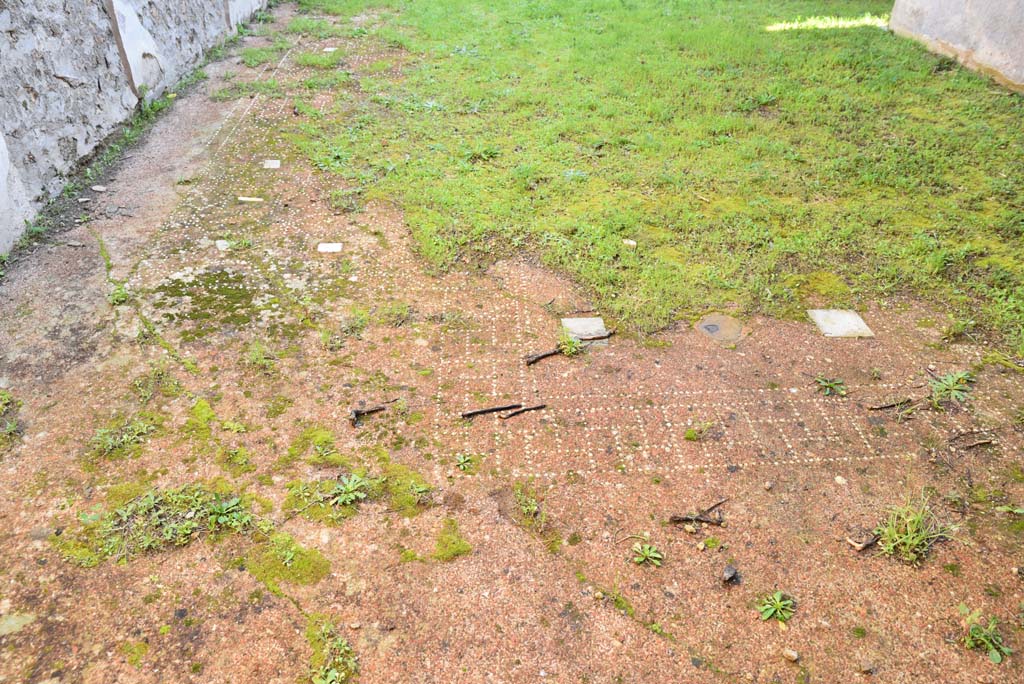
(807, 309, 874, 338)
(262, 159, 281, 169)
(695, 313, 743, 343)
(561, 316, 609, 346)
(317, 242, 343, 253)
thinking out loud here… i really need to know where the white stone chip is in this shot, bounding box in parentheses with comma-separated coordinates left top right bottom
(807, 309, 874, 338)
(561, 317, 610, 347)
(237, 196, 264, 203)
(90, 185, 107, 192)
(323, 47, 338, 52)
(622, 239, 637, 248)
(317, 242, 343, 253)
(262, 159, 281, 169)
(215, 240, 230, 251)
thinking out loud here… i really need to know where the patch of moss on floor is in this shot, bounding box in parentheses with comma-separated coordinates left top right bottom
(184, 398, 217, 443)
(120, 640, 149, 668)
(279, 425, 344, 469)
(218, 446, 256, 476)
(245, 533, 330, 595)
(0, 389, 22, 451)
(433, 517, 471, 561)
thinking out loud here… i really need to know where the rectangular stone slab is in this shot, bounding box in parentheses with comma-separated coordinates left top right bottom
(262, 159, 280, 169)
(807, 309, 874, 338)
(317, 242, 343, 253)
(561, 316, 609, 347)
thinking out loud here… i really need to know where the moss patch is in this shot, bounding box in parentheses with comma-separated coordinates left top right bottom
(245, 533, 330, 596)
(433, 517, 471, 561)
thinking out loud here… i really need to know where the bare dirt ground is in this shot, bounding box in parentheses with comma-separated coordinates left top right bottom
(1, 7, 1022, 684)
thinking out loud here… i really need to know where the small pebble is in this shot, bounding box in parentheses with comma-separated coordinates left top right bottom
(835, 475, 848, 486)
(764, 481, 774, 491)
(593, 591, 604, 600)
(782, 649, 799, 662)
(90, 185, 107, 192)
(858, 660, 875, 674)
(683, 523, 697, 534)
(722, 564, 738, 584)
(349, 622, 361, 630)
(622, 239, 637, 248)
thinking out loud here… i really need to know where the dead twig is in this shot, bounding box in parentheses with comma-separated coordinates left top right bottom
(670, 497, 729, 527)
(348, 398, 398, 426)
(961, 439, 994, 450)
(461, 403, 523, 419)
(846, 534, 879, 552)
(524, 349, 560, 366)
(499, 404, 546, 420)
(868, 399, 912, 411)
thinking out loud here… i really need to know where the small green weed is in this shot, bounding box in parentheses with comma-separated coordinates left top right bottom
(108, 282, 130, 306)
(631, 542, 663, 567)
(90, 415, 158, 459)
(928, 371, 974, 408)
(377, 301, 411, 327)
(307, 615, 359, 684)
(757, 591, 795, 623)
(874, 497, 952, 565)
(814, 376, 847, 397)
(557, 328, 583, 357)
(684, 421, 713, 442)
(960, 605, 1012, 664)
(245, 340, 278, 374)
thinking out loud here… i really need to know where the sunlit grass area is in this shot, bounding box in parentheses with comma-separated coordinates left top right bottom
(294, 0, 1024, 350)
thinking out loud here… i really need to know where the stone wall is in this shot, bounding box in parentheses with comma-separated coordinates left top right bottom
(890, 0, 1024, 90)
(0, 0, 268, 254)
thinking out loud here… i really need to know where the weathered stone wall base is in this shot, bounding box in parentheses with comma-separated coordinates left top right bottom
(0, 0, 268, 253)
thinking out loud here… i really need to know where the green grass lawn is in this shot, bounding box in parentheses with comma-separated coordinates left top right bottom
(293, 0, 1024, 351)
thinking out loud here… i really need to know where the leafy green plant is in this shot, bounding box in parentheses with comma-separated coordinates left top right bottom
(455, 453, 475, 472)
(874, 497, 952, 565)
(308, 617, 359, 684)
(757, 591, 795, 623)
(108, 282, 130, 305)
(245, 341, 277, 374)
(684, 421, 713, 442)
(90, 415, 157, 459)
(378, 301, 411, 327)
(340, 307, 370, 338)
(631, 542, 663, 567)
(960, 605, 1012, 664)
(328, 474, 369, 506)
(57, 485, 252, 565)
(557, 328, 583, 357)
(929, 371, 974, 408)
(814, 376, 847, 396)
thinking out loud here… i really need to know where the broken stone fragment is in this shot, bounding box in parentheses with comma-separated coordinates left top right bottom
(721, 564, 739, 584)
(237, 196, 264, 203)
(782, 649, 799, 662)
(90, 184, 106, 192)
(807, 309, 874, 338)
